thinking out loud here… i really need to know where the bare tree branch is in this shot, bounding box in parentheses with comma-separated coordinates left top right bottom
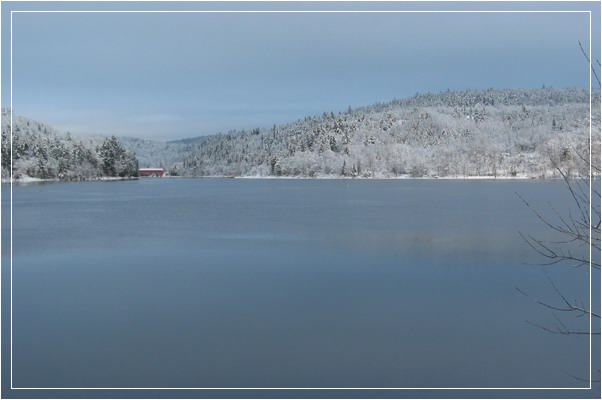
(579, 40, 602, 87)
(516, 280, 601, 320)
(517, 41, 601, 384)
(563, 369, 602, 383)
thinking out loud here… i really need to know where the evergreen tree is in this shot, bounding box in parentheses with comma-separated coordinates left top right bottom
(98, 136, 139, 177)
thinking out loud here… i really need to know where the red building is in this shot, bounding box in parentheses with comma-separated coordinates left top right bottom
(138, 168, 165, 177)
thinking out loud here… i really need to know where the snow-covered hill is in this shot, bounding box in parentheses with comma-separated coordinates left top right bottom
(1, 110, 138, 181)
(168, 87, 600, 178)
(2, 87, 599, 180)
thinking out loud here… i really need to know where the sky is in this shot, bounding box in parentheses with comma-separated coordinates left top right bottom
(2, 1, 600, 141)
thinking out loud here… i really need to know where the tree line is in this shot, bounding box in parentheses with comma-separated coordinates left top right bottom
(161, 87, 599, 179)
(1, 110, 138, 180)
(2, 87, 599, 181)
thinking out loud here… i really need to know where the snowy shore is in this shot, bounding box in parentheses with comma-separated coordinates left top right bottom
(235, 174, 537, 180)
(2, 174, 576, 185)
(1, 176, 139, 184)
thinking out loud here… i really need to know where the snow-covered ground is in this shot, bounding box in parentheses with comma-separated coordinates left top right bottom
(1, 175, 139, 184)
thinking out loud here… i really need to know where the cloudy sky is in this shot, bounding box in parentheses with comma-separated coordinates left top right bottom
(2, 1, 600, 141)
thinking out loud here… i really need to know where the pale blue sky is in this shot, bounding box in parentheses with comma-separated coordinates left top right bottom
(2, 2, 600, 140)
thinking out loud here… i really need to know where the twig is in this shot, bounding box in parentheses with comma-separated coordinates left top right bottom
(579, 40, 601, 87)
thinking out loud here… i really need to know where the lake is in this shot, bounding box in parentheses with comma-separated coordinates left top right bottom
(1, 178, 599, 396)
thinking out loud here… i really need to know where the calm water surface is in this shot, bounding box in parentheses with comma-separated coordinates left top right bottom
(1, 178, 599, 393)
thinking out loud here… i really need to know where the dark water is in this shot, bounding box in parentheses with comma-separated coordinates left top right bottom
(1, 178, 600, 397)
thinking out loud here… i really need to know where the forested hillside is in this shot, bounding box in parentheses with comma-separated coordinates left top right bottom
(117, 137, 189, 173)
(166, 87, 599, 178)
(1, 110, 138, 181)
(2, 88, 599, 181)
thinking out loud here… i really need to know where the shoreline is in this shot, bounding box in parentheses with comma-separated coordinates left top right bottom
(2, 174, 583, 185)
(234, 175, 538, 180)
(1, 176, 139, 185)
